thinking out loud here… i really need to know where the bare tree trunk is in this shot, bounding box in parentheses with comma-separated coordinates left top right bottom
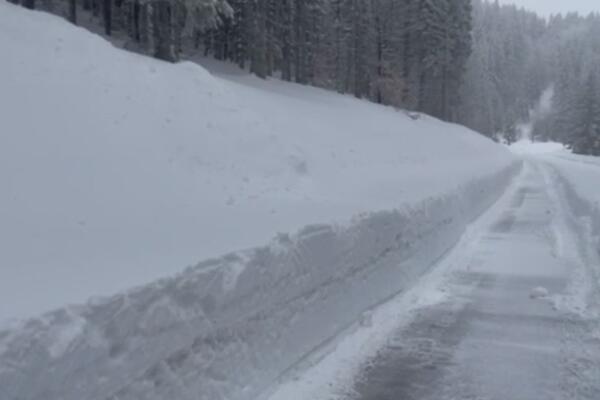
(375, 16, 383, 104)
(401, 1, 413, 106)
(103, 0, 112, 36)
(133, 0, 141, 42)
(69, 0, 77, 24)
(418, 69, 427, 113)
(153, 0, 177, 62)
(441, 67, 448, 120)
(294, 0, 305, 83)
(146, 2, 155, 54)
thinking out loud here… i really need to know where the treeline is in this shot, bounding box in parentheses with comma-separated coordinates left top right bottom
(458, 0, 549, 139)
(9, 0, 600, 154)
(11, 0, 473, 122)
(531, 14, 600, 155)
(6, 0, 232, 59)
(459, 1, 600, 155)
(202, 0, 473, 120)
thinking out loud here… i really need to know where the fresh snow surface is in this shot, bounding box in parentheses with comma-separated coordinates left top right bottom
(529, 286, 550, 299)
(509, 139, 566, 155)
(0, 0, 514, 322)
(0, 2, 520, 400)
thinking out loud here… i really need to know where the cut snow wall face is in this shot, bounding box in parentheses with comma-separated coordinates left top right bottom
(0, 162, 520, 400)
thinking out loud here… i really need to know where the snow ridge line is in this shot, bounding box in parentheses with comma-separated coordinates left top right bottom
(0, 162, 520, 400)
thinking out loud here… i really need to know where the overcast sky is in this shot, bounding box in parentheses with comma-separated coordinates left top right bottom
(498, 0, 600, 17)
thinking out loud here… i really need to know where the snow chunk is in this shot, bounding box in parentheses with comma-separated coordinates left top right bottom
(46, 311, 86, 358)
(510, 140, 566, 155)
(221, 255, 249, 292)
(530, 286, 550, 299)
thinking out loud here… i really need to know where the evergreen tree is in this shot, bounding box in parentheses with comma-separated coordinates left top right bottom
(19, 0, 474, 123)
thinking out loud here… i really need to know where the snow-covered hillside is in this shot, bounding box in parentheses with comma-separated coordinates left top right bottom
(1, 0, 513, 322)
(0, 2, 518, 400)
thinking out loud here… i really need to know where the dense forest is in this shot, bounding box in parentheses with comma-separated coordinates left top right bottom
(464, 1, 600, 155)
(8, 0, 600, 155)
(531, 13, 600, 155)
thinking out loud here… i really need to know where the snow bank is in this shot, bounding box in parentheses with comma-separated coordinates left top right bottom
(0, 164, 517, 400)
(0, 2, 518, 399)
(510, 140, 566, 155)
(1, 0, 514, 322)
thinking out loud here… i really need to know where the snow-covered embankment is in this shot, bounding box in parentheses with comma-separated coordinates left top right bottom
(0, 165, 518, 400)
(0, 2, 518, 399)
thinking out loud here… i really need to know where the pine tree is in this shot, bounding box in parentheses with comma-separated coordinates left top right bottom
(22, 0, 36, 9)
(20, 0, 478, 124)
(69, 0, 77, 24)
(571, 70, 600, 155)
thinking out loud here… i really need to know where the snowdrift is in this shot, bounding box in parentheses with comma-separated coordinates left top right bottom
(0, 2, 518, 399)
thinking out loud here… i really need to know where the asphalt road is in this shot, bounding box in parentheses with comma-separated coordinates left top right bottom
(351, 161, 600, 400)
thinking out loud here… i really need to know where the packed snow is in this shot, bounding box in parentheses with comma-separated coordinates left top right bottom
(0, 2, 520, 400)
(529, 286, 550, 299)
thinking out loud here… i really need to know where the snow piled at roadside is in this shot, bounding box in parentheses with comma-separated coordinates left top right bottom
(510, 140, 566, 155)
(265, 167, 526, 400)
(0, 164, 518, 400)
(0, 2, 518, 399)
(1, 0, 514, 323)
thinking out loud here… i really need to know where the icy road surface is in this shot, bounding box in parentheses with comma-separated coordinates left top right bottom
(349, 160, 600, 400)
(269, 158, 600, 400)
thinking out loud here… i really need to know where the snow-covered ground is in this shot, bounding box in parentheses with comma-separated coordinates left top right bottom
(1, 1, 513, 322)
(0, 2, 522, 400)
(509, 139, 566, 155)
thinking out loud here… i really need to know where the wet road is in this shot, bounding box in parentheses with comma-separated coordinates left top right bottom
(351, 161, 600, 400)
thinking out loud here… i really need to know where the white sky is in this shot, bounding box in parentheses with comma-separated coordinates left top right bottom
(498, 0, 600, 17)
